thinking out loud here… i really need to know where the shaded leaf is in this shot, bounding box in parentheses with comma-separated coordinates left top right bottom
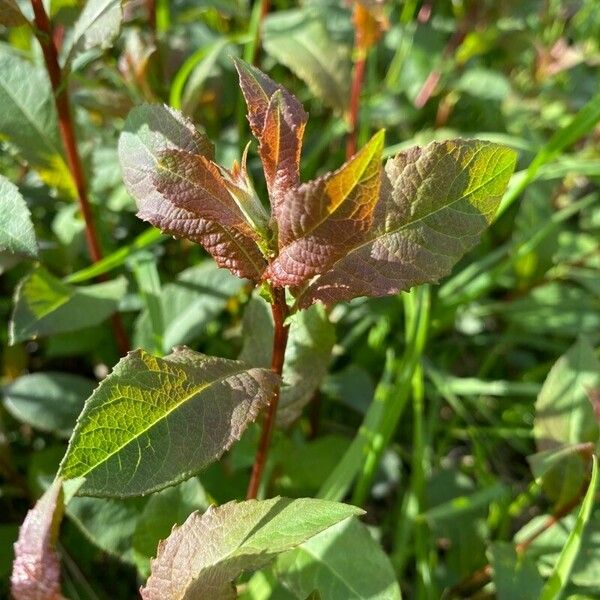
(0, 0, 27, 25)
(132, 478, 209, 577)
(267, 130, 384, 286)
(11, 479, 65, 600)
(119, 104, 266, 279)
(0, 48, 71, 194)
(235, 59, 307, 216)
(3, 372, 95, 438)
(9, 266, 127, 344)
(488, 542, 543, 600)
(0, 175, 37, 258)
(59, 347, 278, 497)
(275, 517, 402, 599)
(263, 9, 352, 112)
(297, 140, 516, 306)
(64, 0, 123, 68)
(134, 261, 244, 354)
(240, 294, 335, 425)
(539, 456, 598, 600)
(141, 497, 363, 600)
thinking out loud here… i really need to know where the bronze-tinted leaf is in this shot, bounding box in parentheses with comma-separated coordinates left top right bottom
(296, 140, 517, 306)
(267, 130, 384, 286)
(11, 479, 65, 600)
(234, 59, 307, 224)
(119, 104, 266, 280)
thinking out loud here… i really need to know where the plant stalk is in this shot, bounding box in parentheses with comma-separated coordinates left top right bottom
(249, 0, 270, 66)
(30, 0, 129, 356)
(346, 48, 366, 159)
(246, 287, 289, 499)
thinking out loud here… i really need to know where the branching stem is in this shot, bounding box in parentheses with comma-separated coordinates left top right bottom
(30, 0, 129, 356)
(246, 287, 289, 499)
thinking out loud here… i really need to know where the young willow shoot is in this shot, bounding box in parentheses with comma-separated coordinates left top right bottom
(11, 58, 516, 597)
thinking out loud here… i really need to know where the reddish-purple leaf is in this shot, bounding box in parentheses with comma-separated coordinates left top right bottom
(295, 140, 517, 306)
(266, 130, 384, 286)
(11, 479, 64, 600)
(234, 59, 307, 224)
(119, 104, 266, 280)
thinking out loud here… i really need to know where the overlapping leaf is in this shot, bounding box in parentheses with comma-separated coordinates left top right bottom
(295, 140, 516, 306)
(267, 130, 384, 286)
(235, 59, 307, 223)
(0, 175, 37, 259)
(59, 347, 278, 497)
(11, 479, 65, 600)
(141, 497, 362, 600)
(0, 0, 27, 26)
(10, 266, 127, 344)
(118, 104, 266, 280)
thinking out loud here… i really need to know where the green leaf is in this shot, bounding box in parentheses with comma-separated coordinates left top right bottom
(141, 497, 363, 600)
(0, 175, 37, 259)
(0, 48, 72, 195)
(539, 456, 598, 600)
(298, 140, 516, 306)
(3, 372, 95, 438)
(132, 477, 209, 577)
(9, 266, 127, 344)
(63, 0, 123, 68)
(240, 294, 335, 425)
(134, 261, 244, 354)
(488, 542, 544, 600)
(263, 8, 352, 112)
(59, 347, 278, 497)
(267, 131, 384, 287)
(0, 0, 27, 25)
(275, 517, 402, 599)
(534, 338, 600, 452)
(11, 478, 64, 600)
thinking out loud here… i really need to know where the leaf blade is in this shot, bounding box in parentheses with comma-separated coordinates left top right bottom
(59, 347, 278, 497)
(0, 175, 37, 259)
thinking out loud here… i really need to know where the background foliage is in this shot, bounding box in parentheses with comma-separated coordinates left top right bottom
(1, 0, 600, 598)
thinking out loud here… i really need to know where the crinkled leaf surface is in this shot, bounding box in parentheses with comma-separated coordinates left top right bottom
(11, 478, 64, 600)
(0, 0, 27, 25)
(119, 104, 266, 280)
(141, 497, 363, 600)
(0, 49, 71, 194)
(263, 8, 352, 112)
(235, 59, 307, 217)
(3, 372, 95, 438)
(9, 266, 127, 344)
(267, 130, 384, 286)
(240, 295, 335, 426)
(134, 261, 244, 354)
(0, 175, 37, 258)
(59, 347, 278, 497)
(64, 0, 123, 67)
(296, 140, 517, 307)
(275, 517, 402, 599)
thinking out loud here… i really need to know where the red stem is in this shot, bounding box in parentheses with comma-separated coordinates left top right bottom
(30, 0, 129, 356)
(246, 287, 289, 499)
(346, 49, 366, 159)
(146, 0, 157, 35)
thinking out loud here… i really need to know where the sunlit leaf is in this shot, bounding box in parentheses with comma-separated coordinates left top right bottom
(267, 130, 384, 286)
(141, 497, 363, 600)
(275, 517, 402, 599)
(0, 175, 37, 259)
(119, 104, 266, 279)
(11, 479, 65, 600)
(9, 266, 127, 344)
(59, 347, 278, 497)
(297, 140, 516, 306)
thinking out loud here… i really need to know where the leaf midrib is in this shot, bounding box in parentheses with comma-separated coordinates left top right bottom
(62, 359, 252, 480)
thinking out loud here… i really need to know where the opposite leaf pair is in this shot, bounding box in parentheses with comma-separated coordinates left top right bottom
(119, 59, 517, 308)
